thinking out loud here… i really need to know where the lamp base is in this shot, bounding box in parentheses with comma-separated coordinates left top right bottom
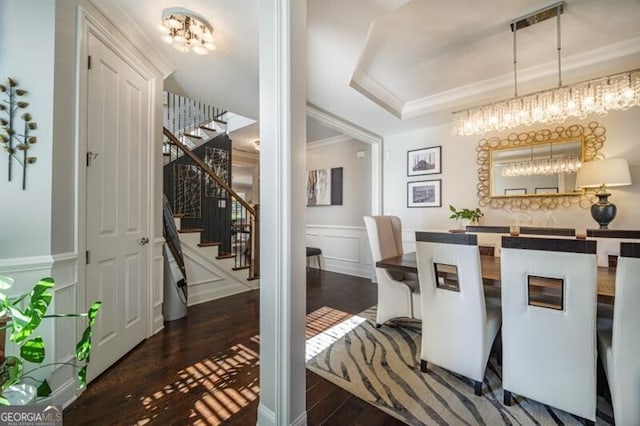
(590, 192, 617, 229)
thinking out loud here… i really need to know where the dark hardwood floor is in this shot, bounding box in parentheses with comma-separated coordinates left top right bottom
(63, 269, 404, 425)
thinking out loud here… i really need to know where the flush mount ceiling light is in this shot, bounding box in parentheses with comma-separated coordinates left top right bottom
(452, 2, 640, 137)
(158, 8, 216, 55)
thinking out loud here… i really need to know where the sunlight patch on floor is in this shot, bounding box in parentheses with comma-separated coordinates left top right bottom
(138, 342, 259, 425)
(305, 307, 366, 361)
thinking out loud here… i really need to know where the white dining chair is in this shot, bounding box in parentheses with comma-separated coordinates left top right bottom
(364, 216, 421, 326)
(597, 242, 640, 426)
(415, 231, 501, 396)
(501, 236, 598, 424)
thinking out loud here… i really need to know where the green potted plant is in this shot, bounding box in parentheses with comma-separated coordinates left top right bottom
(449, 205, 484, 228)
(0, 275, 101, 405)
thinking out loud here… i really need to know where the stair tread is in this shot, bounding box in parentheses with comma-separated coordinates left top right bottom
(198, 242, 221, 247)
(184, 134, 203, 140)
(178, 228, 204, 233)
(232, 266, 250, 271)
(199, 125, 217, 132)
(216, 253, 236, 260)
(212, 117, 227, 125)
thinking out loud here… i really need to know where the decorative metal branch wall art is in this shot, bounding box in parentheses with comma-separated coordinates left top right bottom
(0, 77, 38, 190)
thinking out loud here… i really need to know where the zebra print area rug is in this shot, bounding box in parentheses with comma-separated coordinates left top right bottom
(305, 306, 614, 425)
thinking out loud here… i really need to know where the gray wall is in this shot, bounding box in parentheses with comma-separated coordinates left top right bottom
(306, 138, 371, 227)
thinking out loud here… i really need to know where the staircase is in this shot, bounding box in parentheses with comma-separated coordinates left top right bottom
(163, 93, 259, 304)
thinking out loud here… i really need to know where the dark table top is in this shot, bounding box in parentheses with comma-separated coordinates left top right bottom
(376, 252, 616, 300)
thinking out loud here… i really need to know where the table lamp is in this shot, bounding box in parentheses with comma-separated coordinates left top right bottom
(576, 158, 632, 229)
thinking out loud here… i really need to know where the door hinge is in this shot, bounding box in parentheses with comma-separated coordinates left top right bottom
(86, 250, 90, 265)
(86, 151, 99, 166)
(88, 55, 92, 70)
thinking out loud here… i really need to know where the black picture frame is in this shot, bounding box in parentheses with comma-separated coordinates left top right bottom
(535, 187, 559, 194)
(407, 179, 442, 208)
(407, 146, 441, 176)
(504, 188, 527, 196)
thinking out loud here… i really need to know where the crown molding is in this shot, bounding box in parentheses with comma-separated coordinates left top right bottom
(349, 69, 404, 119)
(307, 134, 352, 149)
(403, 36, 640, 119)
(306, 103, 382, 145)
(88, 0, 174, 78)
(350, 37, 640, 120)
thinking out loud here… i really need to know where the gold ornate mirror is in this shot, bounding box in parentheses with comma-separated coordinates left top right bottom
(477, 123, 605, 210)
(490, 137, 584, 197)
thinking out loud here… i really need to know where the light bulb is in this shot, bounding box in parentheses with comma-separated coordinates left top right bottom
(192, 45, 208, 55)
(166, 17, 182, 29)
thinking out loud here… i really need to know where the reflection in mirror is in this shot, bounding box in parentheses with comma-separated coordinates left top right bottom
(490, 138, 583, 197)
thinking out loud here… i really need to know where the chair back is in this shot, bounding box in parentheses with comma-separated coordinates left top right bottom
(587, 229, 640, 267)
(519, 226, 575, 237)
(364, 216, 403, 262)
(466, 225, 509, 257)
(501, 236, 598, 421)
(415, 232, 489, 380)
(611, 242, 640, 425)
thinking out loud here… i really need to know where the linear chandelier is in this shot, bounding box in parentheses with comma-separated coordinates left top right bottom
(158, 9, 216, 55)
(502, 156, 581, 177)
(452, 3, 640, 137)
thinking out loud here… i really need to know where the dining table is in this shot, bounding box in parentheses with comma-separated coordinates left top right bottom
(376, 252, 616, 303)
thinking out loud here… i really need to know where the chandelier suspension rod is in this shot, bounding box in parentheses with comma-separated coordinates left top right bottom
(513, 19, 518, 97)
(556, 4, 562, 87)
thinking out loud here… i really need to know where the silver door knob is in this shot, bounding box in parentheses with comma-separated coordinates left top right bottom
(139, 237, 150, 246)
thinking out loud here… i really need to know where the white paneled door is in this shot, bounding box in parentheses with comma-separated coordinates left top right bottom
(85, 32, 150, 381)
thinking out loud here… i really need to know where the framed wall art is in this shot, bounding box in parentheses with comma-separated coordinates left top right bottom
(504, 188, 527, 196)
(407, 179, 442, 208)
(407, 146, 441, 176)
(535, 187, 559, 194)
(306, 167, 343, 206)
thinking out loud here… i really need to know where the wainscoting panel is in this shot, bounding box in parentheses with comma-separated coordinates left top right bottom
(306, 225, 373, 279)
(0, 253, 82, 407)
(152, 238, 165, 334)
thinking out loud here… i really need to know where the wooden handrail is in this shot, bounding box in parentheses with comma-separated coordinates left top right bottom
(163, 127, 256, 215)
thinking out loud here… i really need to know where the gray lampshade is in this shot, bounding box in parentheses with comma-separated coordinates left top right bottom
(576, 158, 632, 189)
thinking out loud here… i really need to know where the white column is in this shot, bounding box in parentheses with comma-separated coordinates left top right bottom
(257, 1, 307, 425)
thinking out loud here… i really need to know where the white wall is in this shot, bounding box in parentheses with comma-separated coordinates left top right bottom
(0, 1, 56, 258)
(306, 137, 371, 227)
(384, 110, 640, 235)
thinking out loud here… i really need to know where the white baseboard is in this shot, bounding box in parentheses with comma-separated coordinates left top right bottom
(188, 280, 255, 306)
(257, 403, 276, 426)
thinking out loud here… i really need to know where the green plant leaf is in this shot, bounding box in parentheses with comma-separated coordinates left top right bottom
(0, 356, 23, 392)
(87, 301, 101, 327)
(76, 301, 101, 361)
(78, 366, 87, 389)
(449, 205, 456, 212)
(12, 278, 54, 343)
(37, 379, 52, 397)
(0, 395, 9, 406)
(0, 275, 13, 290)
(20, 336, 45, 364)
